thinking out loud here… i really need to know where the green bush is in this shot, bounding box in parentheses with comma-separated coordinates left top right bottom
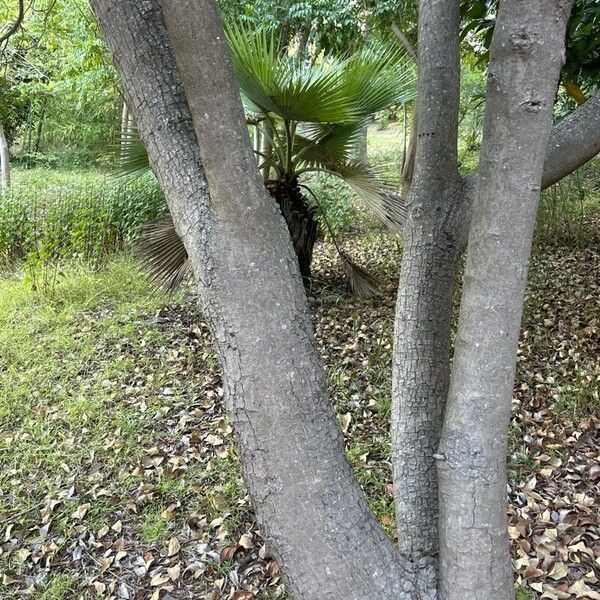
(535, 159, 600, 247)
(0, 170, 167, 268)
(306, 174, 359, 237)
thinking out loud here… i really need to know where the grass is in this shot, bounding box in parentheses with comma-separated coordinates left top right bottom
(515, 585, 534, 600)
(39, 574, 77, 600)
(0, 256, 172, 554)
(0, 168, 166, 267)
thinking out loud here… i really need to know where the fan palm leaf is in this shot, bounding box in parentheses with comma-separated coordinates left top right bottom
(343, 44, 417, 118)
(118, 126, 150, 178)
(121, 22, 416, 292)
(330, 161, 407, 230)
(226, 23, 353, 123)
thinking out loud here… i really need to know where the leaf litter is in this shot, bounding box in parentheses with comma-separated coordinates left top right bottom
(0, 228, 598, 599)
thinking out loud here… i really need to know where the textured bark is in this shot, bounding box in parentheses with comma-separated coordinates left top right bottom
(0, 123, 10, 191)
(392, 218, 460, 557)
(90, 0, 435, 597)
(391, 0, 462, 558)
(437, 3, 572, 599)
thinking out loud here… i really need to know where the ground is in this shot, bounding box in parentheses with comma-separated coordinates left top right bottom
(0, 219, 598, 600)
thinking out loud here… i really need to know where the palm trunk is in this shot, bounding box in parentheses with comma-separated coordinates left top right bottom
(267, 177, 318, 285)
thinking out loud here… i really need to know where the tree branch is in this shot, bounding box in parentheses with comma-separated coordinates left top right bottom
(542, 88, 600, 188)
(0, 0, 25, 45)
(457, 88, 600, 246)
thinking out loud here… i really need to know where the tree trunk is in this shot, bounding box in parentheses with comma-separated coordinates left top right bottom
(437, 2, 572, 599)
(391, 0, 461, 558)
(90, 0, 599, 597)
(33, 101, 47, 154)
(391, 1, 597, 558)
(0, 123, 10, 191)
(357, 120, 368, 163)
(120, 100, 129, 151)
(392, 217, 460, 557)
(89, 0, 436, 597)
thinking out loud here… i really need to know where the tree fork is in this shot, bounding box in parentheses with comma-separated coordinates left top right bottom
(90, 0, 436, 597)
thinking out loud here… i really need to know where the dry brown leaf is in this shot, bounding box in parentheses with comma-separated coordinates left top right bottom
(168, 536, 181, 557)
(71, 503, 91, 520)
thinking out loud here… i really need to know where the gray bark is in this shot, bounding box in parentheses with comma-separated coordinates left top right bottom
(90, 0, 435, 597)
(392, 55, 600, 558)
(437, 3, 572, 599)
(542, 89, 600, 188)
(0, 123, 10, 191)
(391, 0, 462, 558)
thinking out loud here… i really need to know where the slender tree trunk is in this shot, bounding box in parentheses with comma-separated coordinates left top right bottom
(252, 123, 261, 155)
(90, 0, 436, 597)
(0, 123, 10, 191)
(261, 118, 274, 183)
(357, 120, 368, 162)
(33, 101, 46, 154)
(392, 219, 460, 557)
(437, 3, 572, 599)
(391, 0, 461, 558)
(120, 100, 129, 136)
(400, 104, 417, 196)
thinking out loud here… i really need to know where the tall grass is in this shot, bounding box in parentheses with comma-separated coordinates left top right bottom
(0, 170, 167, 270)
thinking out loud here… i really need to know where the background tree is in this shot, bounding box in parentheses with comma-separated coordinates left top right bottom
(0, 77, 27, 189)
(1, 0, 121, 167)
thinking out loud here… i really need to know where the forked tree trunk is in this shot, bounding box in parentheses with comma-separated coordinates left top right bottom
(89, 0, 436, 597)
(0, 123, 10, 191)
(391, 0, 599, 563)
(437, 2, 572, 599)
(91, 0, 598, 597)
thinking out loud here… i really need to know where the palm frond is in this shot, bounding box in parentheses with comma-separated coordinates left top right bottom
(118, 127, 150, 178)
(293, 122, 365, 169)
(331, 162, 407, 231)
(225, 22, 354, 123)
(343, 43, 417, 118)
(340, 252, 381, 298)
(134, 215, 191, 293)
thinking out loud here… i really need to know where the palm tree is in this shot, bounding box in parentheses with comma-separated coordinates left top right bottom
(122, 23, 415, 293)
